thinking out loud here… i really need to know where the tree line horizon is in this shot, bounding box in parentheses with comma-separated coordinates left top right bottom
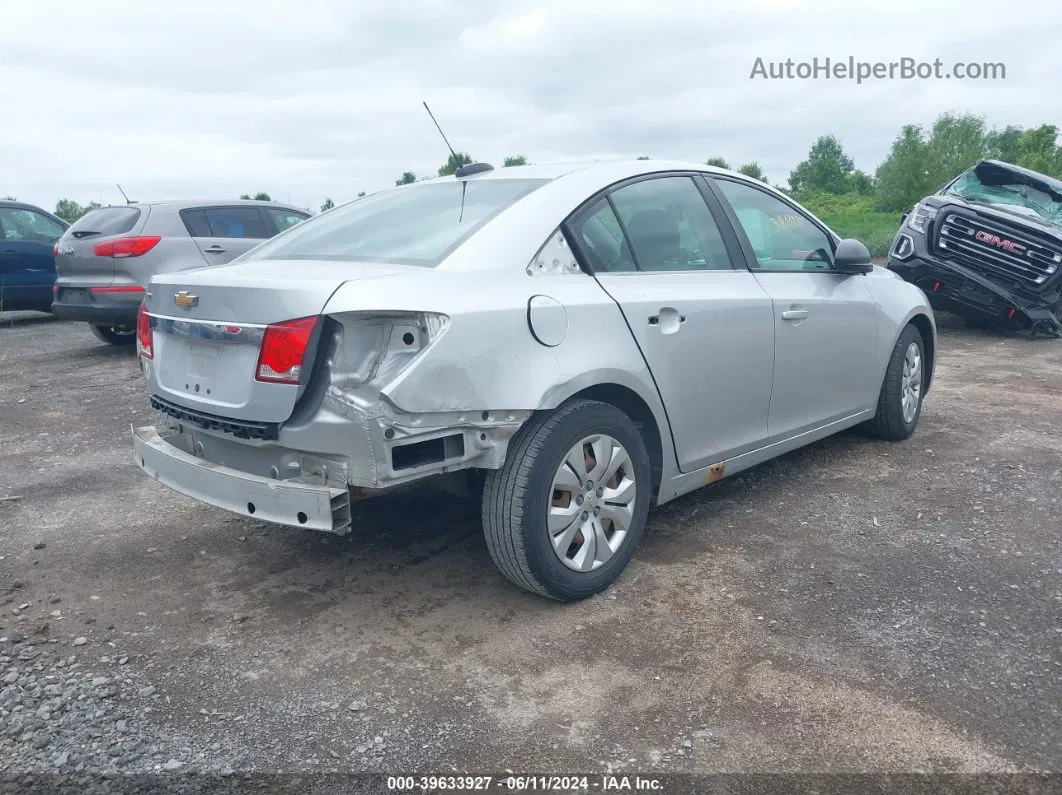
(17, 113, 1061, 254)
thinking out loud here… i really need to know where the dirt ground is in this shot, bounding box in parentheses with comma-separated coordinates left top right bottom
(1, 309, 1059, 782)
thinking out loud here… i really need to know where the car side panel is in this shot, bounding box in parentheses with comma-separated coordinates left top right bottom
(753, 271, 880, 437)
(318, 269, 680, 486)
(596, 271, 775, 470)
(0, 241, 55, 308)
(863, 266, 937, 391)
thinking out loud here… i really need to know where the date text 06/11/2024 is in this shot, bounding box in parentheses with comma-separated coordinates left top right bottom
(386, 775, 665, 791)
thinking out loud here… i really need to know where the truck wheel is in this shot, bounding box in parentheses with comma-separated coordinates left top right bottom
(864, 324, 925, 440)
(482, 399, 651, 602)
(89, 324, 136, 346)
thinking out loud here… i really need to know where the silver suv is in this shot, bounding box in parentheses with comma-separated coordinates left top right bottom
(52, 199, 310, 345)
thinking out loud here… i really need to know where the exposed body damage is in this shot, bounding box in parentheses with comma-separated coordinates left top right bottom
(887, 160, 1062, 337)
(133, 159, 935, 600)
(136, 242, 668, 533)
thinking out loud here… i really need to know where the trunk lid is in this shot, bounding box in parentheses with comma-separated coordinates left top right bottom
(144, 260, 407, 424)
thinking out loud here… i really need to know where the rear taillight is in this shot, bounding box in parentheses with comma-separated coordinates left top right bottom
(137, 303, 153, 359)
(93, 236, 161, 258)
(53, 242, 59, 257)
(255, 317, 318, 384)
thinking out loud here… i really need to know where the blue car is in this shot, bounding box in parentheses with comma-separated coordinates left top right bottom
(0, 200, 69, 313)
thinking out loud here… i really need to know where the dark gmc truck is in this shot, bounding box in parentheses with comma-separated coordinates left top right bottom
(886, 159, 1062, 337)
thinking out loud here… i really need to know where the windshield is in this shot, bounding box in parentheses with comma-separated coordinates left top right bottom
(242, 178, 549, 266)
(944, 164, 1062, 228)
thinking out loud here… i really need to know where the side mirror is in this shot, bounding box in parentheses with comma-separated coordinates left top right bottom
(834, 238, 873, 274)
(900, 212, 909, 225)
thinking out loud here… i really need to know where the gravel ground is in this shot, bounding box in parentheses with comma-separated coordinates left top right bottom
(0, 310, 1060, 792)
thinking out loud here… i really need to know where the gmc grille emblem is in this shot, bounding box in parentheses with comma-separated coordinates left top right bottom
(974, 230, 1027, 254)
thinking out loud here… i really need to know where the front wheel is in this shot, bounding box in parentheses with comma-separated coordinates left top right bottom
(864, 324, 925, 440)
(89, 323, 136, 346)
(482, 399, 651, 602)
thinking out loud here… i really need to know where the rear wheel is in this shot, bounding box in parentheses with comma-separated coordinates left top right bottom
(482, 399, 651, 602)
(89, 323, 136, 346)
(864, 324, 925, 440)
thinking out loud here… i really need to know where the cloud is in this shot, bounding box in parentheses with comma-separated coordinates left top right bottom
(0, 0, 1055, 210)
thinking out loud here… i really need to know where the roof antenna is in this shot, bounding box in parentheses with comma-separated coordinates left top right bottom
(422, 101, 458, 165)
(116, 183, 133, 204)
(422, 101, 493, 180)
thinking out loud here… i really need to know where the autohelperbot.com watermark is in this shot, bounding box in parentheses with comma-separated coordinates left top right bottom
(750, 56, 1006, 83)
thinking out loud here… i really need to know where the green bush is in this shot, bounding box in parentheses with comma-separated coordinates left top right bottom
(795, 191, 903, 257)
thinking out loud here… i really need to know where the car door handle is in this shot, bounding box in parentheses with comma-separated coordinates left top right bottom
(781, 309, 809, 321)
(648, 308, 686, 334)
(205, 245, 226, 254)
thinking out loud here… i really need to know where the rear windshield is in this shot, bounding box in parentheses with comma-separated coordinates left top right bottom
(68, 206, 142, 239)
(241, 179, 548, 266)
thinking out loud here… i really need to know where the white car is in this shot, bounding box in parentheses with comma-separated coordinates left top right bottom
(133, 160, 936, 601)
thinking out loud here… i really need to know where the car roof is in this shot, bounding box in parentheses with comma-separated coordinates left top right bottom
(117, 199, 310, 213)
(412, 159, 800, 215)
(975, 159, 1062, 192)
(418, 159, 736, 184)
(0, 199, 55, 212)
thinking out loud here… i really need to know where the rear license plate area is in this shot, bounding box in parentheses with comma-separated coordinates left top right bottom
(59, 287, 92, 305)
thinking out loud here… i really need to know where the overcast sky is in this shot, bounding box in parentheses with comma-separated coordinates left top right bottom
(2, 0, 1058, 212)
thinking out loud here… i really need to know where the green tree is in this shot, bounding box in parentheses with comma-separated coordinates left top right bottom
(53, 199, 102, 224)
(503, 155, 528, 167)
(636, 155, 651, 160)
(240, 192, 272, 201)
(438, 153, 473, 177)
(850, 170, 875, 196)
(737, 162, 768, 182)
(705, 157, 730, 169)
(925, 112, 989, 187)
(2, 195, 15, 200)
(987, 124, 1023, 164)
(788, 135, 855, 194)
(874, 124, 935, 212)
(395, 171, 417, 186)
(1015, 124, 1060, 176)
(320, 198, 334, 212)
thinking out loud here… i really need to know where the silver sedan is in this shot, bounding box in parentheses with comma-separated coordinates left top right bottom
(132, 160, 935, 601)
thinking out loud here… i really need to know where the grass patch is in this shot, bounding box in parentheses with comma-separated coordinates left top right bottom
(796, 191, 905, 258)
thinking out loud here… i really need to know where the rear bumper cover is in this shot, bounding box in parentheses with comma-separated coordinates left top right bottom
(52, 289, 140, 327)
(133, 425, 352, 533)
(887, 252, 1062, 336)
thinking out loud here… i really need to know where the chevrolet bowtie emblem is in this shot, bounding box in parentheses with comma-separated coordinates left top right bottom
(174, 291, 198, 310)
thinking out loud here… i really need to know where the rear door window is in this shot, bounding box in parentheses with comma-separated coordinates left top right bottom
(67, 207, 141, 239)
(265, 208, 310, 234)
(181, 207, 271, 239)
(607, 176, 734, 271)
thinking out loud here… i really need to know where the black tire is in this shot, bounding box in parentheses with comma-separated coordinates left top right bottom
(482, 399, 652, 602)
(89, 323, 136, 346)
(864, 324, 925, 440)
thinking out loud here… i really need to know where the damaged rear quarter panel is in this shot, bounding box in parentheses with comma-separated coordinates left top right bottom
(321, 268, 665, 415)
(309, 264, 674, 486)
